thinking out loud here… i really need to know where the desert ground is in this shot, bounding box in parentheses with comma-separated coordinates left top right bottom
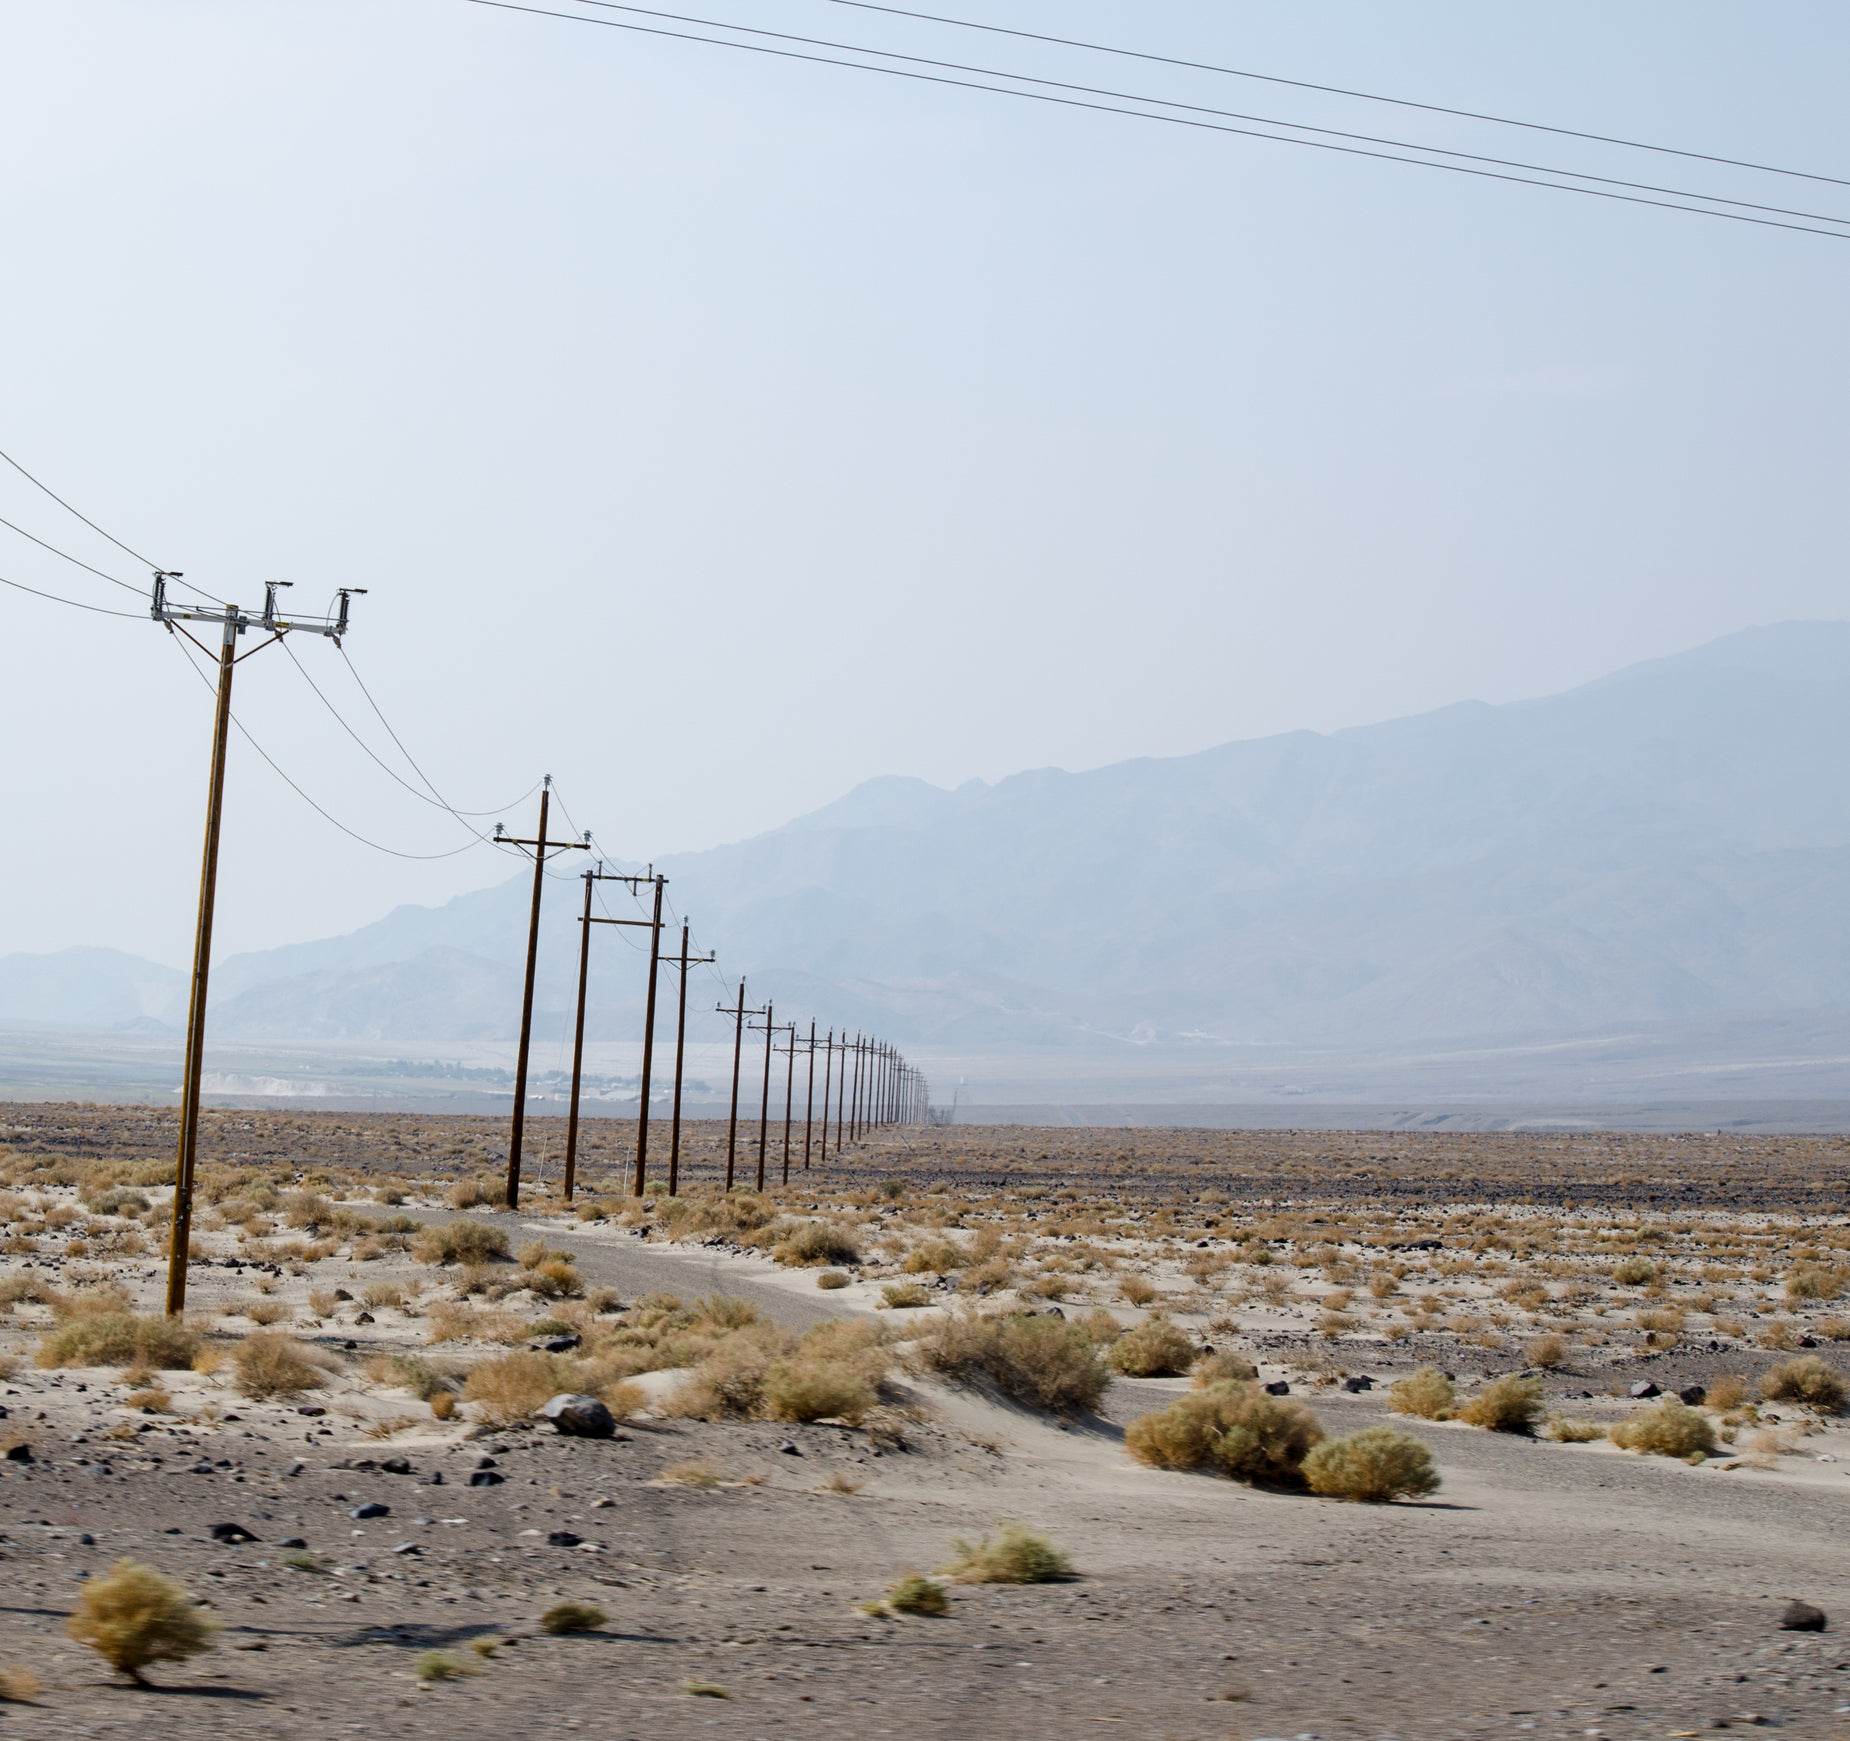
(2, 1105, 1850, 1740)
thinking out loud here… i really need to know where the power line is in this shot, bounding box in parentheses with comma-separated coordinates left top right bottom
(0, 570, 145, 619)
(561, 1, 1850, 229)
(466, 0, 1850, 241)
(169, 635, 487, 861)
(338, 645, 542, 817)
(0, 513, 144, 594)
(0, 443, 217, 598)
(820, 0, 1850, 192)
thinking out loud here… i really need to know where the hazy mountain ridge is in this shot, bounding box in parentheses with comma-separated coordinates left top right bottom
(9, 622, 1850, 1048)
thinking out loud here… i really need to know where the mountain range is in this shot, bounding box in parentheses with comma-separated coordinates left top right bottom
(7, 621, 1850, 1053)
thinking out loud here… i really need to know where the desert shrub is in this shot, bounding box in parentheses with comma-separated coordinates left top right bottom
(1545, 1415, 1605, 1442)
(1075, 1308, 1124, 1346)
(280, 1191, 330, 1231)
(601, 1379, 647, 1419)
(775, 1222, 861, 1268)
(447, 1178, 506, 1210)
(877, 1573, 948, 1616)
(1757, 1320, 1801, 1352)
(1761, 1355, 1848, 1412)
(663, 1327, 790, 1420)
(943, 1523, 1069, 1584)
(539, 1602, 607, 1635)
(387, 1354, 451, 1400)
(1192, 1351, 1258, 1386)
(307, 1289, 339, 1316)
(66, 1560, 216, 1683)
(526, 1260, 584, 1299)
(1105, 1317, 1197, 1377)
(243, 1300, 290, 1326)
(0, 1664, 42, 1701)
(1786, 1267, 1845, 1302)
(1703, 1373, 1750, 1411)
(902, 1240, 961, 1274)
(915, 1311, 1108, 1414)
(1303, 1426, 1440, 1503)
(1610, 1398, 1718, 1461)
(416, 1652, 466, 1682)
(881, 1282, 932, 1309)
(1125, 1381, 1322, 1486)
(1815, 1316, 1850, 1342)
(1386, 1367, 1455, 1420)
(1458, 1375, 1544, 1434)
(1118, 1276, 1158, 1307)
(1526, 1334, 1569, 1369)
(462, 1351, 566, 1425)
(87, 1188, 150, 1216)
(361, 1283, 403, 1311)
(37, 1312, 200, 1372)
(234, 1332, 335, 1400)
(124, 1388, 172, 1413)
(1612, 1256, 1656, 1286)
(693, 1295, 759, 1331)
(412, 1221, 510, 1266)
(762, 1358, 878, 1425)
(816, 1271, 851, 1290)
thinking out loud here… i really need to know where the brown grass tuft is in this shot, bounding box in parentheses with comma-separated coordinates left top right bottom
(1302, 1426, 1440, 1503)
(1385, 1367, 1455, 1420)
(913, 1310, 1108, 1414)
(1104, 1316, 1197, 1377)
(1609, 1397, 1717, 1461)
(1457, 1375, 1544, 1434)
(66, 1560, 216, 1684)
(234, 1332, 337, 1400)
(1761, 1355, 1848, 1412)
(943, 1522, 1070, 1584)
(1125, 1381, 1322, 1486)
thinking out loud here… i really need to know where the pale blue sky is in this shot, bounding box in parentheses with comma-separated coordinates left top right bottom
(1, 0, 1845, 965)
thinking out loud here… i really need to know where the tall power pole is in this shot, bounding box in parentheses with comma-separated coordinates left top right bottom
(750, 999, 776, 1192)
(802, 1019, 817, 1171)
(495, 780, 590, 1210)
(718, 982, 765, 1191)
(156, 578, 362, 1316)
(561, 863, 660, 1202)
(779, 1021, 798, 1186)
(662, 918, 715, 1198)
(817, 1027, 834, 1166)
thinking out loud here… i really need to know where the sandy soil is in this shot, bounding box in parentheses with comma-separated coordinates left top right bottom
(3, 1112, 1850, 1738)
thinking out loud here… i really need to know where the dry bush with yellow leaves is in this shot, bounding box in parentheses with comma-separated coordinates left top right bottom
(66, 1560, 216, 1684)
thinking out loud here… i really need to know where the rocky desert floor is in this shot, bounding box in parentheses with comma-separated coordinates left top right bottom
(2, 1106, 1850, 1740)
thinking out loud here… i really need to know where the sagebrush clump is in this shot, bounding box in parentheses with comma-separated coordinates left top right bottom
(1761, 1355, 1848, 1412)
(1104, 1316, 1197, 1377)
(1458, 1375, 1544, 1434)
(943, 1523, 1070, 1584)
(1125, 1381, 1323, 1486)
(1302, 1426, 1440, 1503)
(66, 1561, 216, 1684)
(915, 1310, 1108, 1414)
(234, 1332, 336, 1400)
(1609, 1398, 1717, 1462)
(1386, 1367, 1455, 1420)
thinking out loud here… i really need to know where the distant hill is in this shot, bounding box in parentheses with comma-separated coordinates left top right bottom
(8, 622, 1850, 1049)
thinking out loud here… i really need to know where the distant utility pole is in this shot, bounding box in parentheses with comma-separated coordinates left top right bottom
(718, 982, 765, 1191)
(589, 869, 667, 1196)
(802, 1019, 817, 1171)
(749, 999, 776, 1192)
(817, 1027, 834, 1166)
(835, 1028, 848, 1153)
(495, 778, 590, 1210)
(850, 1032, 864, 1141)
(662, 918, 715, 1198)
(779, 1021, 798, 1186)
(561, 863, 662, 1202)
(156, 577, 362, 1317)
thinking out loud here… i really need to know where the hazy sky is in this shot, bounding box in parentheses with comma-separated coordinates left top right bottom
(2, 0, 1845, 967)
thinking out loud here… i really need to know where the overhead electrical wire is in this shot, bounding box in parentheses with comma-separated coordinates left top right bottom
(0, 443, 223, 602)
(169, 636, 487, 861)
(0, 513, 146, 594)
(0, 570, 145, 619)
(560, 0, 1850, 229)
(466, 0, 1850, 240)
(820, 0, 1850, 190)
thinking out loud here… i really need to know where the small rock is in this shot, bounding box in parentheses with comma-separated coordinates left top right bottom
(537, 1335, 581, 1353)
(380, 1457, 412, 1475)
(210, 1523, 259, 1543)
(79, 1532, 95, 1546)
(778, 1441, 802, 1456)
(278, 1537, 307, 1548)
(419, 1471, 445, 1486)
(349, 1502, 390, 1520)
(541, 1394, 615, 1439)
(1629, 1381, 1661, 1399)
(1678, 1385, 1707, 1406)
(547, 1530, 583, 1547)
(285, 1460, 307, 1477)
(342, 1340, 357, 1351)
(391, 1541, 421, 1555)
(334, 1289, 354, 1301)
(1779, 1600, 1827, 1632)
(354, 1312, 375, 1326)
(1263, 1381, 1290, 1397)
(297, 1405, 327, 1419)
(468, 1470, 504, 1488)
(1342, 1376, 1374, 1393)
(590, 1497, 616, 1508)
(3, 1443, 31, 1463)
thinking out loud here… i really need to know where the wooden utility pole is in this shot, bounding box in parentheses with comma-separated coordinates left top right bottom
(561, 863, 662, 1201)
(850, 1032, 864, 1141)
(718, 982, 765, 1191)
(496, 779, 590, 1210)
(156, 578, 361, 1315)
(817, 1027, 834, 1166)
(835, 1028, 848, 1152)
(632, 874, 666, 1195)
(779, 1022, 798, 1186)
(663, 918, 714, 1197)
(751, 999, 776, 1192)
(802, 1019, 817, 1170)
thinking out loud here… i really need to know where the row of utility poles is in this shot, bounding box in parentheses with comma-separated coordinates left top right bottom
(494, 781, 927, 1210)
(148, 552, 924, 1314)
